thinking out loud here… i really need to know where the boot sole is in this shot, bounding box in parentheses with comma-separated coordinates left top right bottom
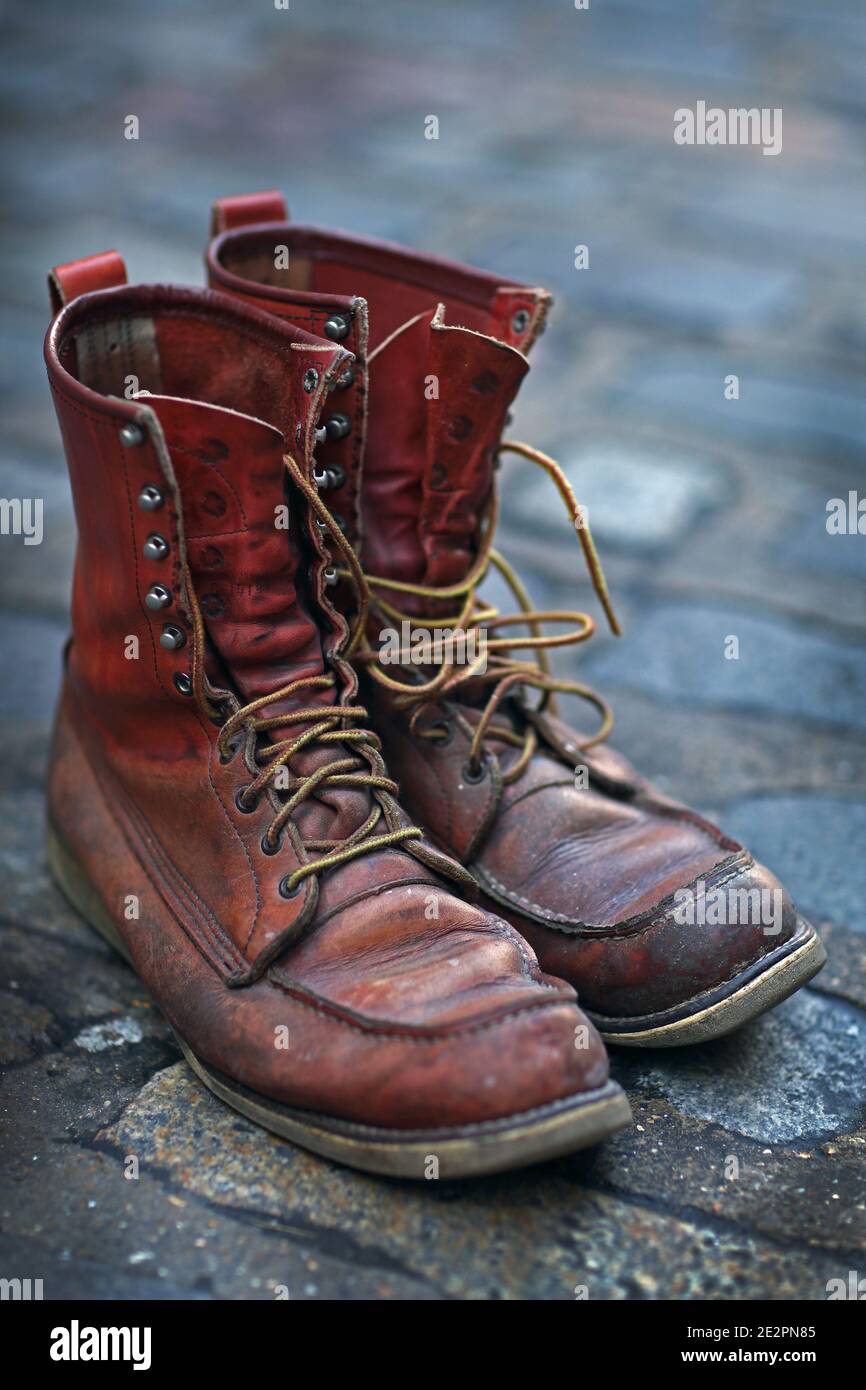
(587, 918, 825, 1048)
(47, 823, 631, 1178)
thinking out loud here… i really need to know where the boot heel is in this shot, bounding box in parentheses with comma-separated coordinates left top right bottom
(46, 821, 133, 965)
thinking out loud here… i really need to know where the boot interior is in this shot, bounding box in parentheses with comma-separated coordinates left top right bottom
(55, 289, 301, 439)
(216, 226, 504, 349)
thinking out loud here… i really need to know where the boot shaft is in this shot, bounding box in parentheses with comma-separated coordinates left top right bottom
(206, 192, 551, 589)
(45, 259, 354, 733)
(44, 252, 453, 970)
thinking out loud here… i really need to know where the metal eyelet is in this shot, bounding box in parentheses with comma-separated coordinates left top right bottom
(144, 583, 172, 611)
(323, 566, 338, 586)
(335, 367, 355, 391)
(323, 314, 350, 342)
(143, 533, 169, 561)
(511, 308, 531, 335)
(218, 737, 241, 765)
(324, 412, 351, 441)
(313, 464, 346, 490)
(173, 673, 193, 697)
(159, 624, 186, 651)
(261, 832, 281, 856)
(314, 426, 328, 445)
(303, 368, 319, 393)
(137, 484, 164, 511)
(428, 720, 454, 747)
(463, 760, 485, 784)
(235, 786, 258, 814)
(279, 875, 303, 899)
(119, 423, 145, 448)
(208, 700, 230, 728)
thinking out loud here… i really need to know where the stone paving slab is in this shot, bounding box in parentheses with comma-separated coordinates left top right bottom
(598, 1098, 866, 1258)
(581, 603, 866, 733)
(0, 793, 94, 936)
(91, 1065, 863, 1301)
(615, 990, 866, 1144)
(0, 614, 67, 724)
(498, 420, 866, 633)
(1, 0, 865, 1301)
(718, 797, 866, 930)
(0, 459, 74, 620)
(3, 861, 864, 1300)
(606, 355, 866, 460)
(812, 924, 866, 1013)
(560, 690, 866, 804)
(0, 1069, 434, 1301)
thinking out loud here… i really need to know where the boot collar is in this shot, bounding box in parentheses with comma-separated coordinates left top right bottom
(206, 206, 552, 557)
(45, 280, 356, 710)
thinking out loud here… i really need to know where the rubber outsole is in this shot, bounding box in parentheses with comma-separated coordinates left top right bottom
(589, 919, 826, 1048)
(46, 822, 632, 1178)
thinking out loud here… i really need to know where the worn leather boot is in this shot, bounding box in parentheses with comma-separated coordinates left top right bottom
(205, 192, 825, 1045)
(43, 253, 629, 1177)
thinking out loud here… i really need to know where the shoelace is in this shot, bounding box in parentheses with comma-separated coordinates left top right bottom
(347, 440, 621, 786)
(184, 452, 421, 894)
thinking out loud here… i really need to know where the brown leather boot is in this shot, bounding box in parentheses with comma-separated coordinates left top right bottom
(43, 252, 629, 1178)
(205, 192, 825, 1046)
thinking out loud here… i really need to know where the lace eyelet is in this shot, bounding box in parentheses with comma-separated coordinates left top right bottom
(463, 760, 485, 784)
(279, 875, 303, 899)
(427, 719, 454, 747)
(235, 786, 258, 814)
(219, 737, 240, 765)
(261, 832, 281, 856)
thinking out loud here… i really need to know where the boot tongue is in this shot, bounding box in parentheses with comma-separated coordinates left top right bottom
(148, 396, 325, 715)
(361, 305, 529, 603)
(148, 395, 369, 839)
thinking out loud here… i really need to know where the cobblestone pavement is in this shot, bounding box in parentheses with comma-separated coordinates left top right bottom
(1, 0, 865, 1299)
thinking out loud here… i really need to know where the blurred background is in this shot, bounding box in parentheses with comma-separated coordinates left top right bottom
(1, 0, 865, 1300)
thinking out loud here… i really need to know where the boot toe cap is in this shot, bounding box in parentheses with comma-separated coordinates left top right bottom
(567, 857, 800, 1021)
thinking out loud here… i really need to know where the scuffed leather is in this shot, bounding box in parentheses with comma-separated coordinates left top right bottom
(361, 305, 531, 601)
(359, 661, 799, 1019)
(44, 278, 609, 1127)
(203, 198, 804, 1023)
(206, 204, 551, 554)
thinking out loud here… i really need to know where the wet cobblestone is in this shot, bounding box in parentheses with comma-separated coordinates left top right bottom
(1, 0, 864, 1299)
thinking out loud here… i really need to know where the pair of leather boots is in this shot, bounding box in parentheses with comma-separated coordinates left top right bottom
(44, 190, 825, 1178)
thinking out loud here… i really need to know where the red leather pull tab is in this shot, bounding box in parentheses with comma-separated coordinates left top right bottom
(48, 251, 127, 316)
(210, 190, 288, 236)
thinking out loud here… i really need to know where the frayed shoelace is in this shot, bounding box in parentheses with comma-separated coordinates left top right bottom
(346, 440, 621, 786)
(183, 453, 421, 894)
